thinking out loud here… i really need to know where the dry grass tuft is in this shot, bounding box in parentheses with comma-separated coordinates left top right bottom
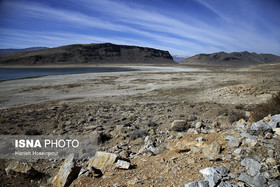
(251, 91, 280, 121)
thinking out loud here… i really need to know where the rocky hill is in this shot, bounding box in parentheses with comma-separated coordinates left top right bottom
(182, 51, 280, 66)
(0, 43, 174, 65)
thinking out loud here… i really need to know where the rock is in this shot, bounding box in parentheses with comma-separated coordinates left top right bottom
(185, 180, 209, 187)
(273, 128, 280, 136)
(233, 148, 245, 155)
(78, 168, 89, 177)
(191, 146, 201, 154)
(127, 177, 140, 185)
(241, 158, 261, 177)
(199, 167, 222, 187)
(202, 141, 221, 159)
(196, 137, 207, 142)
(268, 180, 280, 187)
(214, 166, 229, 177)
(173, 140, 196, 153)
(266, 158, 278, 166)
(235, 118, 246, 126)
(171, 120, 189, 132)
(187, 128, 199, 134)
(87, 151, 118, 173)
(119, 150, 130, 159)
(266, 114, 280, 128)
(187, 158, 195, 164)
(265, 132, 273, 139)
(195, 122, 204, 129)
(245, 136, 258, 146)
(5, 161, 39, 177)
(229, 173, 238, 179)
(245, 111, 251, 118)
(148, 145, 166, 155)
(83, 125, 99, 131)
(238, 172, 267, 187)
(87, 116, 95, 122)
(251, 120, 271, 133)
(217, 181, 236, 187)
(115, 159, 131, 169)
(188, 115, 197, 121)
(211, 121, 220, 128)
(225, 136, 240, 148)
(110, 125, 126, 137)
(53, 154, 81, 187)
(235, 122, 248, 132)
(263, 171, 273, 179)
(131, 137, 144, 145)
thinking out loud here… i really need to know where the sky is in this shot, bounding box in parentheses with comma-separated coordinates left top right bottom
(0, 0, 279, 56)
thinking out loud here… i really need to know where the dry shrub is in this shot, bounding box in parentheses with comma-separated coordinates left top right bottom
(229, 111, 247, 123)
(251, 91, 280, 121)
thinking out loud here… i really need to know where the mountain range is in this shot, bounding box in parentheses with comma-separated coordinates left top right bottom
(182, 51, 280, 66)
(1, 44, 280, 66)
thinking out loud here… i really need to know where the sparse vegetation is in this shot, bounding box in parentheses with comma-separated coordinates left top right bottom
(251, 91, 280, 121)
(229, 111, 247, 123)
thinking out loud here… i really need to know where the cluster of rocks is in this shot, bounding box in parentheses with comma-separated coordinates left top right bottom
(1, 100, 280, 186)
(185, 114, 280, 187)
(53, 151, 132, 187)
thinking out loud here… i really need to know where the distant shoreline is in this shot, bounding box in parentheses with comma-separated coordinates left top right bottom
(0, 65, 208, 82)
(0, 63, 180, 68)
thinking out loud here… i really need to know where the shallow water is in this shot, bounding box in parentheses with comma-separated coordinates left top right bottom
(0, 67, 137, 81)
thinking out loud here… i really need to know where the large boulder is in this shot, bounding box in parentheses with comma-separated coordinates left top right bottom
(171, 120, 189, 132)
(53, 154, 81, 187)
(241, 158, 261, 177)
(172, 139, 196, 153)
(239, 172, 267, 187)
(87, 151, 118, 173)
(225, 136, 240, 148)
(202, 141, 221, 159)
(199, 167, 222, 187)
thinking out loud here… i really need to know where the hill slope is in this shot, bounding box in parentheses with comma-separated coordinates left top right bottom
(0, 43, 174, 65)
(182, 51, 280, 66)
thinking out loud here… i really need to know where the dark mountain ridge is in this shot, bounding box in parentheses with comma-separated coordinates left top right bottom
(0, 43, 175, 65)
(182, 51, 280, 66)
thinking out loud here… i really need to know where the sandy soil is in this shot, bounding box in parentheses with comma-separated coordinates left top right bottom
(1, 64, 279, 109)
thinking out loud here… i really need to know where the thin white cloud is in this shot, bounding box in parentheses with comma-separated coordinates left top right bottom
(0, 0, 279, 55)
(196, 0, 231, 22)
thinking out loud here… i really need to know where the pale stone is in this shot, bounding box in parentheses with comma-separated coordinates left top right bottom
(273, 128, 280, 136)
(225, 136, 240, 148)
(87, 151, 118, 173)
(173, 140, 196, 153)
(202, 141, 221, 159)
(53, 154, 80, 187)
(241, 158, 261, 177)
(115, 159, 131, 169)
(266, 157, 278, 166)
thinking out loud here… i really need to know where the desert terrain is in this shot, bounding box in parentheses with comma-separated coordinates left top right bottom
(0, 63, 280, 186)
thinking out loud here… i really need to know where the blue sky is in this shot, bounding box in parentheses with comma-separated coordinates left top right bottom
(0, 0, 279, 56)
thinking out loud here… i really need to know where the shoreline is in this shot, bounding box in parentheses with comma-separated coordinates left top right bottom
(0, 65, 209, 82)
